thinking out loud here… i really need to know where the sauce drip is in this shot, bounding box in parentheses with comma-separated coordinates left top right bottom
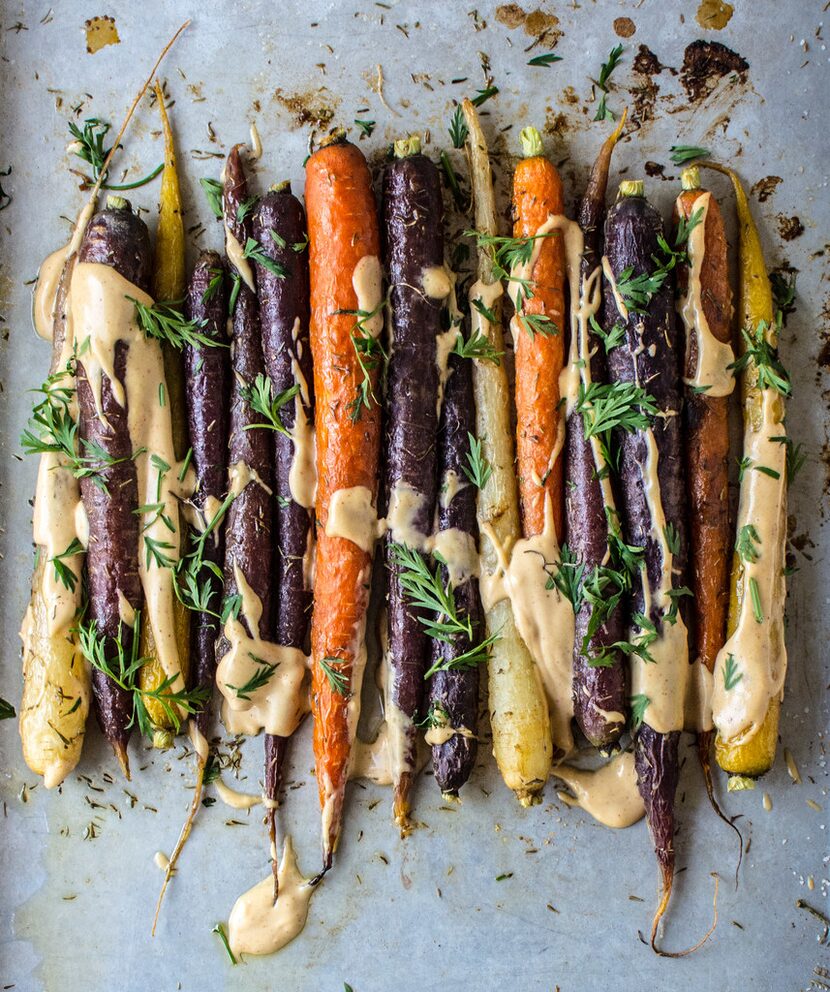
(555, 751, 645, 828)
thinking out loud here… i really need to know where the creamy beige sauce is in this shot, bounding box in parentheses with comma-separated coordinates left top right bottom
(435, 267, 463, 418)
(70, 262, 194, 703)
(555, 751, 645, 828)
(216, 565, 306, 738)
(324, 486, 382, 553)
(431, 527, 479, 589)
(386, 482, 428, 549)
(712, 389, 787, 744)
(684, 658, 715, 732)
(287, 328, 317, 511)
(352, 255, 384, 337)
(225, 228, 255, 293)
(440, 469, 469, 510)
(424, 723, 476, 747)
(601, 255, 629, 322)
(629, 428, 690, 735)
(468, 278, 505, 347)
(479, 493, 575, 756)
(421, 265, 452, 300)
(215, 776, 262, 809)
(676, 192, 735, 397)
(228, 836, 315, 957)
(33, 248, 67, 341)
(229, 458, 272, 498)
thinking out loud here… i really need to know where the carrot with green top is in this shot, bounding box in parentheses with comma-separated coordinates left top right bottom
(511, 125, 566, 542)
(702, 163, 790, 785)
(306, 132, 384, 871)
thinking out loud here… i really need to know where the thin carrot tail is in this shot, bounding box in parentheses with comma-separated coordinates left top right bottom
(652, 871, 720, 957)
(114, 741, 131, 781)
(394, 772, 414, 836)
(698, 729, 743, 887)
(152, 754, 206, 935)
(321, 784, 345, 873)
(265, 733, 287, 902)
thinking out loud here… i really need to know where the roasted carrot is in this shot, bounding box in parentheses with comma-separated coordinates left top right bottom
(382, 135, 445, 827)
(672, 166, 739, 835)
(511, 125, 566, 541)
(462, 100, 552, 804)
(565, 113, 628, 753)
(702, 163, 789, 784)
(306, 133, 383, 869)
(138, 80, 191, 745)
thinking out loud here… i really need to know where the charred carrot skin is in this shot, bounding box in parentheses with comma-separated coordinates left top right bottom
(512, 148, 566, 540)
(76, 203, 153, 772)
(251, 186, 313, 848)
(427, 347, 482, 796)
(306, 137, 382, 868)
(217, 148, 274, 654)
(183, 251, 230, 734)
(673, 171, 732, 772)
(566, 121, 627, 752)
(382, 146, 445, 825)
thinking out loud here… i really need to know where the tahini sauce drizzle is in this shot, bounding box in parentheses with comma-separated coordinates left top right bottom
(676, 191, 735, 397)
(555, 751, 645, 828)
(216, 565, 307, 737)
(228, 836, 315, 957)
(712, 387, 787, 744)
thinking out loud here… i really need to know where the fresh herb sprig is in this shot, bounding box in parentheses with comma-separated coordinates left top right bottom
(240, 374, 299, 436)
(76, 613, 208, 736)
(174, 491, 236, 617)
(669, 145, 710, 165)
(319, 657, 350, 696)
(68, 117, 162, 191)
(226, 653, 277, 700)
(49, 538, 84, 593)
(462, 433, 493, 490)
(448, 106, 468, 149)
(722, 653, 743, 691)
(131, 298, 225, 351)
(242, 237, 288, 279)
(593, 44, 624, 121)
(528, 52, 563, 68)
(200, 177, 224, 219)
(729, 319, 791, 396)
(451, 329, 502, 365)
(337, 302, 389, 422)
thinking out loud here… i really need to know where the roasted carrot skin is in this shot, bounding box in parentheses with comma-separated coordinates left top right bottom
(382, 149, 445, 819)
(76, 203, 152, 762)
(218, 148, 274, 651)
(566, 126, 627, 751)
(183, 250, 230, 734)
(427, 349, 481, 796)
(252, 187, 313, 649)
(251, 186, 313, 827)
(674, 185, 731, 674)
(512, 153, 566, 540)
(306, 137, 382, 865)
(604, 187, 688, 940)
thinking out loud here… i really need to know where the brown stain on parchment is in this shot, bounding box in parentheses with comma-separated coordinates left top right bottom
(272, 87, 339, 129)
(613, 17, 637, 38)
(778, 215, 805, 242)
(751, 176, 783, 203)
(695, 0, 734, 30)
(629, 45, 666, 128)
(495, 4, 562, 48)
(85, 15, 119, 54)
(680, 40, 748, 102)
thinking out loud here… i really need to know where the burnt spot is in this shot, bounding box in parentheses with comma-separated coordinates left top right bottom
(614, 17, 636, 38)
(645, 161, 666, 178)
(750, 176, 783, 203)
(680, 40, 748, 102)
(777, 215, 805, 242)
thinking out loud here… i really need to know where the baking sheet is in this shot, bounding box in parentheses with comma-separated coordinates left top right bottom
(0, 2, 828, 990)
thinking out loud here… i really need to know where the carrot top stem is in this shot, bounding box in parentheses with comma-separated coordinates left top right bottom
(519, 126, 543, 159)
(618, 178, 644, 198)
(106, 194, 129, 210)
(681, 166, 701, 191)
(393, 134, 421, 158)
(320, 127, 348, 148)
(270, 180, 291, 193)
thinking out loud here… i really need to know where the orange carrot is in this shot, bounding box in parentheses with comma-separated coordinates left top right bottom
(511, 127, 567, 539)
(305, 134, 383, 871)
